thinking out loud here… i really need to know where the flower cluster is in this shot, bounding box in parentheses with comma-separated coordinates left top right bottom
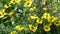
(0, 0, 60, 34)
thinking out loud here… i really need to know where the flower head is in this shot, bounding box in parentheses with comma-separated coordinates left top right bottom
(4, 3, 11, 8)
(42, 12, 51, 19)
(24, 1, 32, 7)
(43, 25, 50, 32)
(0, 9, 7, 18)
(9, 10, 14, 18)
(36, 18, 43, 24)
(29, 24, 37, 32)
(54, 19, 60, 26)
(16, 25, 24, 31)
(10, 0, 16, 4)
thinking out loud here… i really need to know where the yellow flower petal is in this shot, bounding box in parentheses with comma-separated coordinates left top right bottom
(43, 25, 50, 32)
(29, 24, 37, 32)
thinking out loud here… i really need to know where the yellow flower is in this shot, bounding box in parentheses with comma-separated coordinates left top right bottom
(10, 0, 21, 4)
(52, 18, 57, 22)
(9, 10, 14, 17)
(42, 13, 48, 19)
(10, 31, 16, 34)
(30, 7, 36, 11)
(16, 25, 24, 31)
(29, 24, 37, 32)
(43, 7, 47, 10)
(36, 18, 43, 24)
(42, 12, 51, 19)
(0, 9, 7, 18)
(4, 3, 11, 8)
(43, 25, 50, 32)
(24, 1, 32, 7)
(49, 16, 58, 22)
(10, 0, 16, 4)
(54, 19, 60, 26)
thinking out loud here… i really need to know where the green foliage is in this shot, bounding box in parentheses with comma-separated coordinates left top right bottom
(0, 0, 60, 34)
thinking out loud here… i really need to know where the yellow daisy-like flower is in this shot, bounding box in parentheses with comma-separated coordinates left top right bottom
(9, 10, 14, 18)
(49, 16, 58, 22)
(42, 12, 48, 19)
(29, 24, 37, 32)
(15, 25, 24, 31)
(10, 0, 16, 4)
(10, 0, 21, 4)
(4, 3, 11, 8)
(54, 19, 60, 26)
(36, 18, 43, 24)
(24, 1, 32, 7)
(43, 25, 50, 32)
(10, 31, 16, 34)
(42, 12, 51, 19)
(51, 18, 57, 22)
(30, 7, 36, 11)
(0, 9, 7, 18)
